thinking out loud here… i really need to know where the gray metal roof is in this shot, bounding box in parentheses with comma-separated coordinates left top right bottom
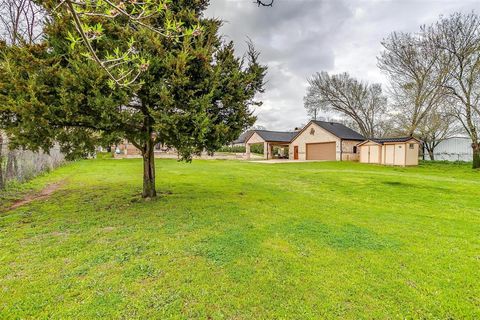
(233, 130, 253, 144)
(255, 130, 297, 143)
(372, 137, 418, 144)
(312, 121, 365, 141)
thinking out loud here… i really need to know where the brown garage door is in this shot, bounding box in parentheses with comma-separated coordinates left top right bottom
(306, 142, 336, 160)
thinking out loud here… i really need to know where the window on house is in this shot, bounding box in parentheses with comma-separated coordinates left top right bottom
(353, 146, 357, 154)
(409, 143, 415, 149)
(310, 128, 315, 135)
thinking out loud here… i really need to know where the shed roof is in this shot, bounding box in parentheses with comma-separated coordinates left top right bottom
(372, 137, 420, 144)
(311, 121, 365, 141)
(357, 137, 421, 146)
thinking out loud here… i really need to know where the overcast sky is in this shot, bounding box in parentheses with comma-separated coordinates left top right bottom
(206, 0, 479, 131)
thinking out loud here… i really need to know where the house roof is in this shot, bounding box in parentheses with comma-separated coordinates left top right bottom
(254, 130, 297, 143)
(233, 130, 254, 144)
(357, 137, 421, 146)
(309, 120, 366, 141)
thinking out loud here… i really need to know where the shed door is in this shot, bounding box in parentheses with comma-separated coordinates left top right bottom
(306, 142, 336, 160)
(385, 145, 395, 165)
(359, 145, 369, 163)
(394, 144, 406, 166)
(369, 145, 380, 163)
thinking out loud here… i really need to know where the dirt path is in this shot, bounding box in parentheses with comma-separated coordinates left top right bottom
(8, 181, 65, 211)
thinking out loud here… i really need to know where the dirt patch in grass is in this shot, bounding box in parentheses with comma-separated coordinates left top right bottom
(6, 180, 65, 211)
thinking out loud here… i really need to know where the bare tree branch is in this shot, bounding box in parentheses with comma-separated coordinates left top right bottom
(427, 12, 480, 167)
(0, 0, 45, 45)
(304, 71, 388, 138)
(378, 31, 448, 137)
(255, 0, 274, 7)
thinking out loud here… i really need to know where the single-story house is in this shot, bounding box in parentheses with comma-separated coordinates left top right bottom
(288, 120, 365, 161)
(245, 130, 297, 160)
(115, 140, 142, 156)
(358, 137, 421, 166)
(113, 140, 173, 158)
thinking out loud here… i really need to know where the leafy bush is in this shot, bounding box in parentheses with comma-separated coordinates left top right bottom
(250, 144, 264, 154)
(218, 146, 246, 153)
(218, 145, 264, 155)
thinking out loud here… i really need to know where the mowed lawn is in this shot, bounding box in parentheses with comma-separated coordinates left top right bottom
(1, 159, 479, 319)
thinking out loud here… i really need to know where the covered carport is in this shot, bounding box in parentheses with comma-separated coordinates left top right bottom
(245, 130, 296, 160)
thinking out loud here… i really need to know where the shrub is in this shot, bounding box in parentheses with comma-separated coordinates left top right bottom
(250, 144, 264, 154)
(218, 146, 246, 153)
(217, 145, 264, 155)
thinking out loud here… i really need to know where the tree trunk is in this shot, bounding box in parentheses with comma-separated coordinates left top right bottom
(142, 137, 157, 198)
(428, 149, 435, 161)
(473, 143, 480, 169)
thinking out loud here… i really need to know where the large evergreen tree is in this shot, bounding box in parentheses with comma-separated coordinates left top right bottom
(0, 0, 266, 197)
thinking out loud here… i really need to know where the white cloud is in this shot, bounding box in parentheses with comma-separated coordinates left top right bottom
(206, 0, 479, 131)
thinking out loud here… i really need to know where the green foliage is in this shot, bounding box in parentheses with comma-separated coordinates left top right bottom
(217, 145, 265, 155)
(0, 1, 267, 195)
(1, 159, 479, 318)
(218, 145, 246, 153)
(250, 144, 264, 154)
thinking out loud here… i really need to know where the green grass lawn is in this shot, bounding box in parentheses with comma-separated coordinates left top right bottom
(1, 159, 479, 319)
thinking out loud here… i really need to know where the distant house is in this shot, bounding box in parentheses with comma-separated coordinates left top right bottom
(114, 140, 172, 158)
(288, 120, 365, 161)
(358, 137, 421, 166)
(115, 141, 142, 156)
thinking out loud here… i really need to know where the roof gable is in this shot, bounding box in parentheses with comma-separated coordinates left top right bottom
(233, 130, 254, 144)
(291, 120, 365, 142)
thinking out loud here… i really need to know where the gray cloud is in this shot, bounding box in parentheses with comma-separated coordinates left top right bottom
(206, 0, 479, 131)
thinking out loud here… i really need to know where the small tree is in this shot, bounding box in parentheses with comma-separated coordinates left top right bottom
(304, 71, 387, 138)
(417, 108, 459, 160)
(0, 1, 266, 197)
